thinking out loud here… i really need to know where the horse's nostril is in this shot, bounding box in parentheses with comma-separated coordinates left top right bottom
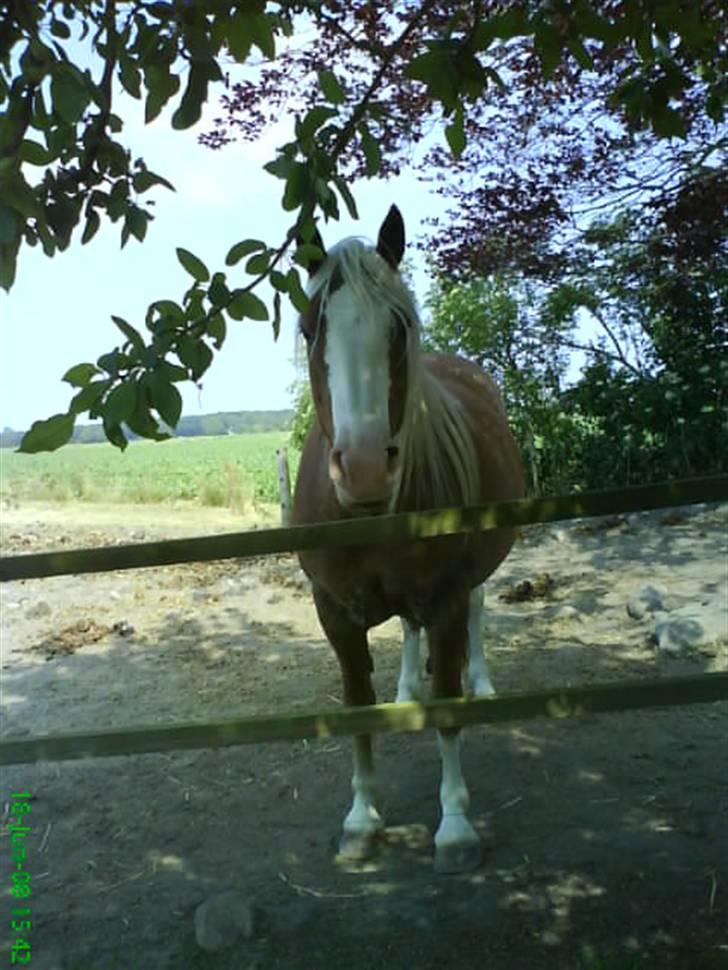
(386, 446, 399, 460)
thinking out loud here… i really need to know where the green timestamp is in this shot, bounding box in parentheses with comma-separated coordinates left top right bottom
(7, 791, 32, 965)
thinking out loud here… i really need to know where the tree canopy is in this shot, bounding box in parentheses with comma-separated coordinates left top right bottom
(1, 0, 726, 459)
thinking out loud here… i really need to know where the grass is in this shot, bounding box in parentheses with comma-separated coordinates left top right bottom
(0, 432, 300, 510)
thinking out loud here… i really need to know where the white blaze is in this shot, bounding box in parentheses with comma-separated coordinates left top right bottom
(323, 287, 392, 448)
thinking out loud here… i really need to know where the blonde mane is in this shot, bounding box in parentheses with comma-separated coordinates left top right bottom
(308, 238, 480, 510)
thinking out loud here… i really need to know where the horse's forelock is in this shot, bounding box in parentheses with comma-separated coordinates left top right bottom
(309, 238, 417, 331)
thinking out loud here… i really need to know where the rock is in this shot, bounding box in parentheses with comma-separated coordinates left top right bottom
(627, 584, 668, 620)
(112, 620, 134, 637)
(194, 891, 257, 952)
(26, 600, 52, 619)
(654, 601, 728, 654)
(552, 604, 580, 621)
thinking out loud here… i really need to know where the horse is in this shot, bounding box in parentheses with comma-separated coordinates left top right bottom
(292, 205, 525, 873)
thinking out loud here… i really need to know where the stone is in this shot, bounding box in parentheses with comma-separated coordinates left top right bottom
(25, 600, 51, 619)
(552, 604, 581, 621)
(194, 891, 257, 952)
(627, 584, 668, 620)
(654, 601, 728, 654)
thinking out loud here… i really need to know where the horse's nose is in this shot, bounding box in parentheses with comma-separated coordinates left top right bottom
(329, 442, 400, 506)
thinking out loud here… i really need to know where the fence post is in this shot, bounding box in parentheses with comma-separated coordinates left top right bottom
(276, 447, 292, 527)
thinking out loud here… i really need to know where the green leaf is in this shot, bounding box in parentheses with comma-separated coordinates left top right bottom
(250, 14, 276, 59)
(227, 290, 269, 321)
(105, 380, 139, 425)
(18, 140, 51, 165)
(118, 53, 141, 99)
(245, 251, 270, 275)
(51, 65, 90, 124)
(568, 37, 594, 70)
(147, 373, 182, 426)
(125, 206, 149, 243)
(226, 15, 253, 62)
(112, 315, 146, 353)
(208, 272, 230, 307)
(533, 20, 563, 78)
(360, 125, 382, 177)
(63, 363, 99, 387)
(286, 267, 309, 313)
(70, 379, 112, 416)
(294, 243, 324, 269)
(299, 105, 338, 141)
(158, 361, 188, 383)
(652, 104, 687, 138)
(404, 48, 459, 110)
(445, 108, 466, 158)
(272, 291, 282, 341)
(176, 247, 210, 282)
(473, 7, 531, 48)
(207, 312, 226, 349)
(81, 208, 100, 244)
(332, 175, 358, 218)
(283, 163, 310, 211)
(18, 413, 75, 453)
(171, 64, 208, 130)
(125, 396, 168, 441)
(225, 238, 266, 266)
(132, 168, 175, 193)
(0, 242, 18, 291)
(103, 416, 128, 450)
(0, 205, 17, 245)
(270, 269, 289, 292)
(50, 17, 71, 38)
(144, 64, 180, 124)
(177, 334, 213, 379)
(147, 299, 185, 332)
(318, 70, 346, 104)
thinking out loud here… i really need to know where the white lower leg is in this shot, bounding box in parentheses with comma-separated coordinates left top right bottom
(396, 618, 425, 702)
(434, 731, 478, 851)
(466, 584, 495, 697)
(343, 736, 383, 837)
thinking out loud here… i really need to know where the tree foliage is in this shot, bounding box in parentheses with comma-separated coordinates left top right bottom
(426, 167, 728, 493)
(1, 1, 726, 455)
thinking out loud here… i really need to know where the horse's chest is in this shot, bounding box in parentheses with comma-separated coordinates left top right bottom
(302, 538, 466, 628)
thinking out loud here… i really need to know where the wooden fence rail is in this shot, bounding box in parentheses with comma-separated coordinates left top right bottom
(2, 673, 727, 766)
(1, 475, 726, 583)
(1, 474, 726, 767)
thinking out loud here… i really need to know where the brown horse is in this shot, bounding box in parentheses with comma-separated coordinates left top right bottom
(293, 205, 525, 872)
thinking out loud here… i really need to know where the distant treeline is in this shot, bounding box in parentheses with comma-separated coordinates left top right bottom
(0, 410, 294, 448)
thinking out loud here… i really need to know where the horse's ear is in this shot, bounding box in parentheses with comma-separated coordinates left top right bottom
(296, 221, 326, 277)
(376, 205, 405, 269)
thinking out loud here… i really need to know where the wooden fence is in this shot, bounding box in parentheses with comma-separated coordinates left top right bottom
(1, 474, 727, 766)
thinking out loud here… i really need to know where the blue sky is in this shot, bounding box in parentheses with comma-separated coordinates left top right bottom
(0, 86, 445, 433)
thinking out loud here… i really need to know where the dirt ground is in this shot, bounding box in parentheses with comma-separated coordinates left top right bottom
(1, 499, 727, 970)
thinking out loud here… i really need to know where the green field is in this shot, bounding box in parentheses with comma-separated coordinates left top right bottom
(0, 432, 300, 508)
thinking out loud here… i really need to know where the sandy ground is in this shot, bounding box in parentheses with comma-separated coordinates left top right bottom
(0, 499, 727, 970)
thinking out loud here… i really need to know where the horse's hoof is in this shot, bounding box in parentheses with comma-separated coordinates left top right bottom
(433, 838, 482, 874)
(336, 830, 379, 863)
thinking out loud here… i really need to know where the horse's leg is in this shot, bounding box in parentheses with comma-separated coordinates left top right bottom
(396, 617, 425, 702)
(465, 583, 495, 697)
(312, 584, 383, 860)
(428, 589, 481, 873)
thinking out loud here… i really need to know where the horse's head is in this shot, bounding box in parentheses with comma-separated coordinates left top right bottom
(299, 205, 416, 514)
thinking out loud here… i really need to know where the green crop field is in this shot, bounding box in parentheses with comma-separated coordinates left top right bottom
(0, 432, 300, 508)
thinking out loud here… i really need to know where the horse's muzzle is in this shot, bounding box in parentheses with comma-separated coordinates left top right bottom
(329, 442, 400, 510)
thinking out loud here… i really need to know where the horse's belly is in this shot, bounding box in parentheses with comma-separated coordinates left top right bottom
(299, 527, 516, 629)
